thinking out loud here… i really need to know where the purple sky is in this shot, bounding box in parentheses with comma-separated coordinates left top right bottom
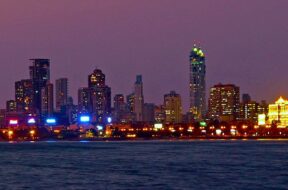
(1, 0, 288, 111)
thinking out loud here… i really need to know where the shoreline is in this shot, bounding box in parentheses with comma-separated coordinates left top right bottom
(1, 136, 288, 143)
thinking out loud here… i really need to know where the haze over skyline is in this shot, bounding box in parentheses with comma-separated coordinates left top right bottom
(1, 0, 288, 111)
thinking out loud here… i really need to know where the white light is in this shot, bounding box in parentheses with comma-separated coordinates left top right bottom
(97, 125, 103, 130)
(28, 118, 36, 124)
(107, 117, 112, 123)
(216, 129, 222, 135)
(9, 120, 18, 125)
(154, 123, 163, 129)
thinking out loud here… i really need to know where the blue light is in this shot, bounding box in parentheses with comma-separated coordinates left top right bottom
(80, 116, 90, 123)
(107, 117, 112, 123)
(46, 118, 56, 124)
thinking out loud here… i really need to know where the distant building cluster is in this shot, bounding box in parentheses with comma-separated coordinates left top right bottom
(0, 45, 287, 135)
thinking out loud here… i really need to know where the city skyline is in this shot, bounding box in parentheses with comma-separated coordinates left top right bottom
(1, 1, 288, 111)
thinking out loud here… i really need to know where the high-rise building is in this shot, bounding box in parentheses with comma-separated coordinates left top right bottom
(29, 59, 50, 114)
(88, 69, 105, 88)
(90, 87, 111, 123)
(126, 93, 136, 122)
(208, 84, 240, 121)
(239, 94, 259, 123)
(41, 82, 54, 117)
(134, 75, 144, 122)
(268, 97, 288, 127)
(143, 103, 155, 123)
(55, 78, 68, 112)
(6, 100, 16, 113)
(154, 105, 165, 123)
(78, 87, 91, 113)
(240, 101, 259, 123)
(15, 79, 34, 113)
(88, 69, 111, 123)
(113, 94, 126, 123)
(189, 45, 206, 119)
(164, 91, 182, 124)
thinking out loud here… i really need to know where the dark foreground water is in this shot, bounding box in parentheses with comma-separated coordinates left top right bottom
(0, 140, 287, 190)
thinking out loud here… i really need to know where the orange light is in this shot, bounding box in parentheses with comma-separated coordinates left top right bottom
(30, 130, 35, 135)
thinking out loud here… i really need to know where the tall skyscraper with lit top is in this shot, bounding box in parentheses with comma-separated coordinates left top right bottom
(189, 45, 206, 119)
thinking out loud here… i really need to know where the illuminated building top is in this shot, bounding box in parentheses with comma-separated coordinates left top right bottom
(190, 45, 205, 65)
(275, 96, 288, 104)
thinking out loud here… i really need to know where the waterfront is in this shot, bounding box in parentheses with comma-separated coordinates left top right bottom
(0, 140, 287, 189)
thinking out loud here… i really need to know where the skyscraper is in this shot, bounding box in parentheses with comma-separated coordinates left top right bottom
(134, 75, 144, 122)
(126, 93, 136, 122)
(87, 69, 111, 124)
(15, 79, 34, 113)
(208, 83, 240, 121)
(56, 78, 68, 112)
(189, 45, 206, 120)
(78, 87, 91, 113)
(29, 59, 50, 114)
(41, 82, 54, 117)
(143, 103, 155, 123)
(113, 94, 126, 123)
(164, 91, 182, 124)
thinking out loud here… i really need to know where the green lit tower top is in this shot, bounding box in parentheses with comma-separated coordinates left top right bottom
(189, 44, 206, 119)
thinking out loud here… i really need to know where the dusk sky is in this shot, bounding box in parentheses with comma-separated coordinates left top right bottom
(1, 0, 288, 111)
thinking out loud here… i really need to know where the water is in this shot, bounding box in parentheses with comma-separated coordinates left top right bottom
(0, 140, 287, 190)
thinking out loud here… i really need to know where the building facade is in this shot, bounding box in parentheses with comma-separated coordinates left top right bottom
(6, 100, 16, 113)
(189, 45, 206, 120)
(41, 82, 54, 117)
(15, 79, 34, 113)
(29, 59, 50, 114)
(78, 87, 91, 113)
(134, 75, 144, 122)
(164, 91, 182, 124)
(208, 84, 240, 122)
(55, 78, 68, 112)
(268, 97, 288, 127)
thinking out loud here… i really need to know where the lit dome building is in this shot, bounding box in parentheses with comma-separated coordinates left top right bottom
(268, 97, 288, 127)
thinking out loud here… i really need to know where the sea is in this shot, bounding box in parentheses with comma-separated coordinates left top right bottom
(0, 140, 287, 190)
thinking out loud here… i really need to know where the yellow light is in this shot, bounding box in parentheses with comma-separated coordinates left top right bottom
(127, 134, 136, 138)
(30, 130, 35, 135)
(8, 130, 13, 136)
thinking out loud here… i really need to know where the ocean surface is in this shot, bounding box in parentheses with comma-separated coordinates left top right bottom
(0, 140, 287, 190)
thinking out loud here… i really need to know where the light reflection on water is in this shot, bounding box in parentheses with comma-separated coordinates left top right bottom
(0, 140, 287, 190)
